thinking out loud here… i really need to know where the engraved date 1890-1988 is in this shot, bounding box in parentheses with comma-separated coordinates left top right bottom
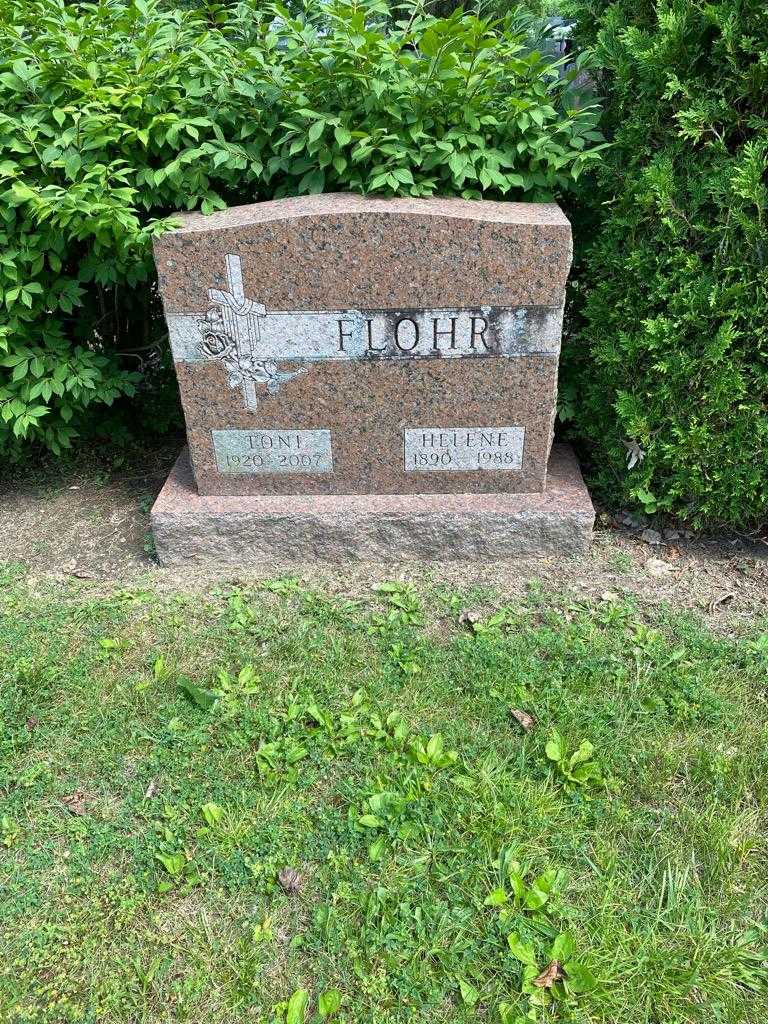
(404, 426, 525, 472)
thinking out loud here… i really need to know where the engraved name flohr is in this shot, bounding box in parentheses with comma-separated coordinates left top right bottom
(165, 254, 564, 413)
(337, 312, 494, 356)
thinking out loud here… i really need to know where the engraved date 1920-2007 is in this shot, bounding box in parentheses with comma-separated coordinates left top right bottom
(212, 429, 333, 475)
(211, 425, 526, 476)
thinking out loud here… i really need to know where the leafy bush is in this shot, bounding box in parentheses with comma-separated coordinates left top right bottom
(562, 0, 768, 527)
(0, 0, 602, 458)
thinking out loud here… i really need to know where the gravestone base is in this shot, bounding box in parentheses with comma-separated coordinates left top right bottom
(151, 444, 594, 566)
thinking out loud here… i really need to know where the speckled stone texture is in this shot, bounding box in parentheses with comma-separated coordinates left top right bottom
(154, 193, 572, 497)
(152, 445, 595, 565)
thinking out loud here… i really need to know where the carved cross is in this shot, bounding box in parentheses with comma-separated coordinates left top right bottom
(207, 254, 266, 412)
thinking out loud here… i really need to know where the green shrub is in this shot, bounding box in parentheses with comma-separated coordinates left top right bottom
(562, 0, 768, 527)
(0, 0, 602, 458)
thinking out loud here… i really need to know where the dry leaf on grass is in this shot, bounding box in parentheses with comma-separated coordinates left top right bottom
(533, 961, 566, 988)
(645, 557, 675, 577)
(708, 592, 735, 614)
(278, 867, 304, 894)
(458, 610, 481, 629)
(640, 528, 662, 546)
(25, 715, 39, 731)
(510, 709, 537, 732)
(61, 791, 89, 816)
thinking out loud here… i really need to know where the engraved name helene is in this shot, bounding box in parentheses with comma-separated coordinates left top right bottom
(212, 426, 526, 475)
(405, 426, 524, 472)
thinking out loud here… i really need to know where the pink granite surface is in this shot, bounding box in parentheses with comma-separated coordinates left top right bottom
(156, 193, 572, 311)
(151, 444, 595, 565)
(179, 355, 557, 496)
(173, 194, 571, 232)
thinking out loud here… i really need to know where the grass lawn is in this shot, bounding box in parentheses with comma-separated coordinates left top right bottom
(1, 562, 767, 1024)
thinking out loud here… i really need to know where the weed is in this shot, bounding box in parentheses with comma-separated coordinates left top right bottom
(609, 549, 634, 574)
(371, 581, 423, 629)
(545, 730, 605, 791)
(1, 815, 20, 848)
(143, 530, 157, 559)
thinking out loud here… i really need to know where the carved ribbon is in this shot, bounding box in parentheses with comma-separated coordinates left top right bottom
(208, 289, 265, 317)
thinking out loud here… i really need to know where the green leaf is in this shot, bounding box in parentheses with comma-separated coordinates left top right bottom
(308, 120, 326, 145)
(458, 978, 480, 1006)
(318, 989, 342, 1017)
(63, 153, 82, 179)
(0, 352, 30, 368)
(426, 734, 443, 759)
(484, 887, 508, 906)
(524, 885, 548, 910)
(545, 730, 565, 763)
(177, 678, 217, 710)
(297, 168, 325, 194)
(358, 814, 384, 828)
(550, 932, 575, 962)
(564, 962, 597, 994)
(497, 1002, 517, 1024)
(368, 836, 386, 861)
(200, 802, 222, 826)
(419, 27, 441, 58)
(155, 851, 186, 877)
(0, 73, 26, 92)
(10, 182, 36, 204)
(507, 866, 525, 902)
(286, 988, 309, 1024)
(533, 869, 558, 894)
(569, 740, 595, 768)
(507, 932, 538, 967)
(12, 59, 33, 82)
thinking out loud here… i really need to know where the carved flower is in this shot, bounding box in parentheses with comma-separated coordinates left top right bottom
(200, 328, 232, 359)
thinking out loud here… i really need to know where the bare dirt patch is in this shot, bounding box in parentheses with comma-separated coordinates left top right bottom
(2, 441, 767, 628)
(1, 442, 176, 577)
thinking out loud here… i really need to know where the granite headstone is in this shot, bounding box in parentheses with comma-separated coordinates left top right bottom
(151, 194, 594, 563)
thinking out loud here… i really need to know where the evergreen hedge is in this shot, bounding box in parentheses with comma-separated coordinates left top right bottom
(563, 0, 768, 527)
